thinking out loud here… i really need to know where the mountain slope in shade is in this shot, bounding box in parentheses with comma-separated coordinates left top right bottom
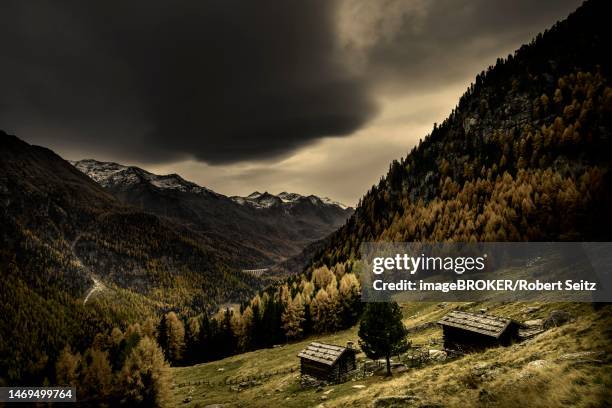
(0, 131, 259, 382)
(72, 159, 353, 267)
(0, 132, 258, 308)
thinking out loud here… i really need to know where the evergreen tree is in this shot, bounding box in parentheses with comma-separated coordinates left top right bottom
(281, 293, 305, 340)
(157, 315, 168, 359)
(55, 346, 80, 387)
(158, 312, 185, 364)
(81, 348, 113, 400)
(197, 314, 211, 361)
(120, 337, 170, 407)
(358, 302, 409, 376)
(184, 316, 200, 364)
(219, 309, 237, 357)
(117, 329, 142, 371)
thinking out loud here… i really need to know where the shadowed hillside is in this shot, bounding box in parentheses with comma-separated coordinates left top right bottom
(0, 132, 258, 384)
(72, 159, 353, 269)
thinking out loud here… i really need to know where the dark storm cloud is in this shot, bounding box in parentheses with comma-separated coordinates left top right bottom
(0, 0, 375, 164)
(341, 0, 581, 93)
(0, 0, 582, 166)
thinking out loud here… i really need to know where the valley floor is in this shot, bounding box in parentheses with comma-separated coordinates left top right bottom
(171, 302, 612, 408)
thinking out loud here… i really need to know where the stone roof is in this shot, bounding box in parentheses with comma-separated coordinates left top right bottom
(438, 310, 513, 338)
(298, 342, 355, 366)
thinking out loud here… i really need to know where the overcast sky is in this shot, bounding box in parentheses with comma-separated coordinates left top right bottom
(0, 0, 582, 205)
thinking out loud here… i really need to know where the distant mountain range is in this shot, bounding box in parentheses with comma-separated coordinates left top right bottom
(0, 131, 270, 382)
(231, 191, 349, 210)
(0, 132, 353, 382)
(71, 159, 353, 268)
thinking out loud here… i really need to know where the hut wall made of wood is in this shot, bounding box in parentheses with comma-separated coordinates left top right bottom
(442, 326, 501, 350)
(442, 322, 521, 350)
(497, 321, 521, 345)
(338, 351, 357, 375)
(300, 358, 338, 381)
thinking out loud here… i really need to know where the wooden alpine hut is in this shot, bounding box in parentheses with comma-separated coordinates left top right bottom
(298, 341, 357, 382)
(438, 310, 523, 350)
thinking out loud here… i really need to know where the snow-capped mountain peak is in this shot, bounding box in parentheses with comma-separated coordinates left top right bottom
(230, 191, 350, 211)
(320, 196, 349, 210)
(69, 159, 129, 186)
(277, 191, 303, 203)
(71, 159, 214, 195)
(71, 159, 351, 211)
(247, 191, 263, 199)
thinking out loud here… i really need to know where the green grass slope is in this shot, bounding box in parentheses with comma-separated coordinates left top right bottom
(171, 302, 611, 407)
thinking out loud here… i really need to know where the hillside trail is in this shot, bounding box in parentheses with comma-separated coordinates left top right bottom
(70, 232, 106, 305)
(83, 276, 105, 305)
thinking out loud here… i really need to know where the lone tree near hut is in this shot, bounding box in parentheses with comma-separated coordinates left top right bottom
(358, 302, 409, 376)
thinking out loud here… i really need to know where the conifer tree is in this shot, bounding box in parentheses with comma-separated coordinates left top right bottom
(166, 312, 185, 364)
(339, 273, 361, 328)
(120, 337, 170, 407)
(219, 309, 237, 358)
(81, 348, 113, 400)
(184, 316, 200, 364)
(358, 302, 409, 376)
(158, 312, 185, 364)
(197, 314, 211, 361)
(281, 293, 305, 340)
(157, 315, 169, 359)
(55, 346, 80, 387)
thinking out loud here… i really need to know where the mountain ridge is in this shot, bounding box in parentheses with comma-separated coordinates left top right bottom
(72, 158, 354, 267)
(231, 190, 350, 210)
(71, 158, 351, 210)
(0, 130, 261, 383)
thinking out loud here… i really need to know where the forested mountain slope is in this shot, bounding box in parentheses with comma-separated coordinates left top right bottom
(0, 132, 257, 384)
(313, 0, 612, 267)
(72, 159, 353, 268)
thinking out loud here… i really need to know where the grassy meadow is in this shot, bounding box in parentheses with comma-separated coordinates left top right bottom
(171, 302, 612, 407)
